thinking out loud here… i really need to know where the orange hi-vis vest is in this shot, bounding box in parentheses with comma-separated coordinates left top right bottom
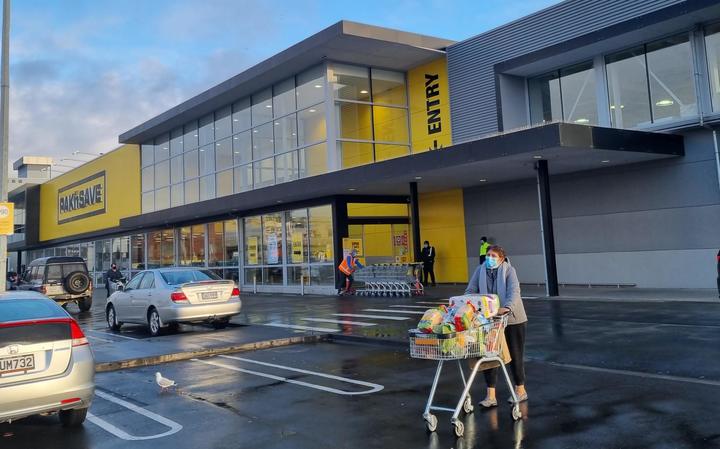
(338, 256, 358, 275)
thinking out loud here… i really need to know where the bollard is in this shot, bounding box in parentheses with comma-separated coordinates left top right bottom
(300, 275, 305, 296)
(253, 275, 257, 294)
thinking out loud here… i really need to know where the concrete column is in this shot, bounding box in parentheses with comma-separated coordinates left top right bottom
(409, 182, 421, 262)
(535, 160, 559, 297)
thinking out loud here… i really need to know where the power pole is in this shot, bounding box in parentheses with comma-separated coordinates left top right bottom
(0, 0, 11, 292)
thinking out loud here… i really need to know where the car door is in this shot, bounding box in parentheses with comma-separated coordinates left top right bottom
(115, 273, 144, 323)
(131, 272, 156, 322)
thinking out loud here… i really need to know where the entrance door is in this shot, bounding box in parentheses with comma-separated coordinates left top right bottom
(348, 224, 412, 265)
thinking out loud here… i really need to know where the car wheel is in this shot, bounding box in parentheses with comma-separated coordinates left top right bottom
(148, 308, 162, 337)
(78, 296, 92, 312)
(106, 305, 121, 331)
(64, 271, 91, 295)
(59, 407, 88, 427)
(212, 318, 230, 330)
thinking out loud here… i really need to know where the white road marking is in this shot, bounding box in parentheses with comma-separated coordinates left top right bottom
(86, 334, 114, 343)
(416, 301, 448, 305)
(301, 318, 377, 327)
(87, 390, 183, 441)
(262, 322, 338, 333)
(363, 308, 425, 315)
(87, 330, 141, 341)
(192, 356, 383, 395)
(389, 305, 435, 309)
(333, 313, 409, 321)
(522, 296, 538, 299)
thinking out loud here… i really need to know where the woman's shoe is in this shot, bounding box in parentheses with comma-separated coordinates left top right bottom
(479, 397, 498, 408)
(508, 393, 528, 403)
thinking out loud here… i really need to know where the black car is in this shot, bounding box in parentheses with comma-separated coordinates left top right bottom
(17, 257, 93, 311)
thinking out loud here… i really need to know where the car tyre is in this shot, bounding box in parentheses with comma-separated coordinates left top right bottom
(59, 407, 88, 427)
(212, 318, 230, 330)
(64, 271, 91, 295)
(148, 308, 162, 337)
(107, 304, 122, 331)
(78, 296, 92, 312)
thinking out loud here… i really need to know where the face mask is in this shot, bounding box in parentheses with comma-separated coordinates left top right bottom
(486, 257, 499, 269)
(424, 244, 429, 248)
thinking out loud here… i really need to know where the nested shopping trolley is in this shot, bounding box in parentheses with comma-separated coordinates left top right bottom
(408, 314, 521, 437)
(353, 263, 424, 297)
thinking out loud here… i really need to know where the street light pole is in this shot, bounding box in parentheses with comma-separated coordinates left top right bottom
(0, 0, 10, 293)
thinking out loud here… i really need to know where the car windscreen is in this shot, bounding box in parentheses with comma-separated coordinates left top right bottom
(0, 298, 67, 323)
(45, 263, 87, 283)
(160, 270, 222, 285)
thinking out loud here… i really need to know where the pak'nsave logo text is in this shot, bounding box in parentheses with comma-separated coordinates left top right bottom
(57, 171, 106, 224)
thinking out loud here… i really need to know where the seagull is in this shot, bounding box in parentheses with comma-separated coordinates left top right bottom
(155, 372, 176, 392)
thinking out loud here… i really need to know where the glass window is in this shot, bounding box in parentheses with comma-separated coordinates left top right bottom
(273, 77, 296, 117)
(154, 133, 170, 162)
(262, 213, 283, 266)
(215, 105, 232, 140)
(297, 104, 326, 146)
(275, 151, 298, 184)
(216, 169, 233, 197)
(529, 72, 562, 125)
(141, 142, 154, 167)
(199, 144, 215, 175)
(141, 166, 154, 192)
(252, 88, 273, 125)
(224, 220, 238, 267)
(184, 121, 199, 151)
(373, 106, 409, 143)
(208, 222, 224, 267)
(336, 102, 372, 140)
(155, 159, 170, 187)
(200, 174, 215, 201)
(171, 183, 183, 208)
(170, 155, 183, 185)
(199, 113, 214, 146)
(310, 265, 334, 286)
(170, 127, 184, 157)
(606, 46, 652, 128)
(375, 144, 409, 162)
(142, 192, 154, 213)
(296, 65, 325, 109)
(287, 266, 309, 286)
(215, 137, 233, 170)
(184, 149, 199, 179)
(253, 157, 274, 188)
(705, 24, 720, 111)
(371, 69, 407, 105)
(155, 187, 170, 211)
(147, 231, 161, 268)
(179, 227, 192, 266)
(285, 209, 308, 264)
(244, 216, 262, 266)
(185, 178, 199, 204)
(234, 164, 253, 193)
(263, 267, 284, 285)
(139, 272, 155, 289)
(126, 272, 144, 290)
(647, 35, 696, 122)
(309, 205, 333, 263)
(232, 98, 252, 132)
(161, 230, 175, 267)
(233, 130, 252, 165)
(274, 114, 297, 153)
(131, 234, 145, 270)
(339, 141, 374, 168)
(299, 143, 327, 178)
(330, 64, 370, 102)
(252, 122, 274, 159)
(560, 62, 598, 125)
(191, 225, 205, 266)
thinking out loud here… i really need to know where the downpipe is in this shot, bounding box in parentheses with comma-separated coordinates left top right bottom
(714, 130, 720, 194)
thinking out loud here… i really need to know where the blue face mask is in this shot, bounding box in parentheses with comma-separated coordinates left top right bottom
(486, 257, 499, 269)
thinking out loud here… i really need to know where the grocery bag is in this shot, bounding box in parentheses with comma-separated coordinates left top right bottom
(449, 294, 500, 319)
(472, 331, 511, 371)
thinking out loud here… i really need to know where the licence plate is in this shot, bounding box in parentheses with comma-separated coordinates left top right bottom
(0, 354, 35, 375)
(201, 291, 219, 301)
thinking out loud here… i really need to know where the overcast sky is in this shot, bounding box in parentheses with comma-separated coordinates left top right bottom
(7, 0, 561, 174)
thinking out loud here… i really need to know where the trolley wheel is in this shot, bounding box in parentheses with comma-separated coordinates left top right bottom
(453, 420, 464, 437)
(425, 414, 438, 432)
(463, 396, 474, 414)
(512, 405, 522, 421)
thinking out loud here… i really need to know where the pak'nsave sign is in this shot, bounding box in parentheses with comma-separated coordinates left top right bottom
(57, 171, 106, 224)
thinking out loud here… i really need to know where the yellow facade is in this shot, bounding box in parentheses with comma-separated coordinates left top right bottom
(40, 144, 141, 241)
(408, 58, 452, 153)
(419, 189, 468, 283)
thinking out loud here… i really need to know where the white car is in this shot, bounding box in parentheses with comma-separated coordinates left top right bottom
(105, 268, 242, 336)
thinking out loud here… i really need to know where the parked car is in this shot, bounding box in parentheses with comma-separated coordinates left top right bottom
(0, 291, 95, 426)
(17, 257, 93, 312)
(106, 268, 242, 337)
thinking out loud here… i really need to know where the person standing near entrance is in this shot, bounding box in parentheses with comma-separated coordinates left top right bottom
(420, 240, 436, 287)
(337, 249, 364, 295)
(479, 236, 490, 265)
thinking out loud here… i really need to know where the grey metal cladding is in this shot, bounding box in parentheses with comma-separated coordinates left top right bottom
(447, 0, 685, 143)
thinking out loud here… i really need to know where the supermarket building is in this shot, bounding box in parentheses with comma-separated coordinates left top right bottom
(11, 0, 720, 293)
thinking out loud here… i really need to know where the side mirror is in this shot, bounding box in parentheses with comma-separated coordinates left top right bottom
(116, 284, 124, 291)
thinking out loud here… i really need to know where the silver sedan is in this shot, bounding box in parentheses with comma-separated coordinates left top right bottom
(105, 268, 242, 336)
(0, 291, 95, 427)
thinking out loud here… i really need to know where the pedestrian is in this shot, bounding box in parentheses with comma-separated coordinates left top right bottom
(479, 236, 490, 265)
(464, 245, 528, 407)
(105, 263, 124, 295)
(420, 240, 436, 287)
(337, 249, 364, 295)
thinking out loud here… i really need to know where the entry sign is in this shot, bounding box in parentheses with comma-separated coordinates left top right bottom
(0, 202, 13, 235)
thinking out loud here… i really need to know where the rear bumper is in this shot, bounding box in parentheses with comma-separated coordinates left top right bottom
(0, 346, 95, 423)
(160, 298, 242, 323)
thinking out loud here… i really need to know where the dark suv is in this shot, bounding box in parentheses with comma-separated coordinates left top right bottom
(18, 257, 93, 311)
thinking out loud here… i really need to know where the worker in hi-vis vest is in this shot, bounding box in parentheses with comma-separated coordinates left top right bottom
(479, 236, 490, 265)
(337, 249, 364, 295)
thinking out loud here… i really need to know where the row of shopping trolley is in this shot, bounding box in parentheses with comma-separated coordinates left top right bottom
(353, 262, 424, 297)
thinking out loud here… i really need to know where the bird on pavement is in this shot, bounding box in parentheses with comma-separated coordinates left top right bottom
(155, 372, 176, 392)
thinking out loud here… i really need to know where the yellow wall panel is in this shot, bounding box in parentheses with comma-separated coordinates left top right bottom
(408, 58, 452, 153)
(40, 144, 141, 241)
(347, 203, 408, 217)
(419, 189, 468, 283)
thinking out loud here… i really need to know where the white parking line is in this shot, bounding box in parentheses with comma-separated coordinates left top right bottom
(416, 301, 448, 305)
(192, 356, 383, 395)
(301, 318, 377, 327)
(262, 323, 338, 333)
(522, 296, 538, 299)
(389, 305, 435, 309)
(87, 330, 141, 341)
(332, 313, 409, 321)
(363, 308, 425, 315)
(86, 334, 115, 343)
(87, 390, 183, 441)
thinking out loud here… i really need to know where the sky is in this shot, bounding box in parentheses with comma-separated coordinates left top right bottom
(7, 0, 562, 174)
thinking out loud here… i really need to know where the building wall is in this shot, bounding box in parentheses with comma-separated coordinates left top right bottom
(420, 189, 468, 283)
(463, 128, 720, 288)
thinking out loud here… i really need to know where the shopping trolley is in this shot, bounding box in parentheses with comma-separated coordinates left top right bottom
(408, 314, 521, 437)
(353, 263, 424, 297)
